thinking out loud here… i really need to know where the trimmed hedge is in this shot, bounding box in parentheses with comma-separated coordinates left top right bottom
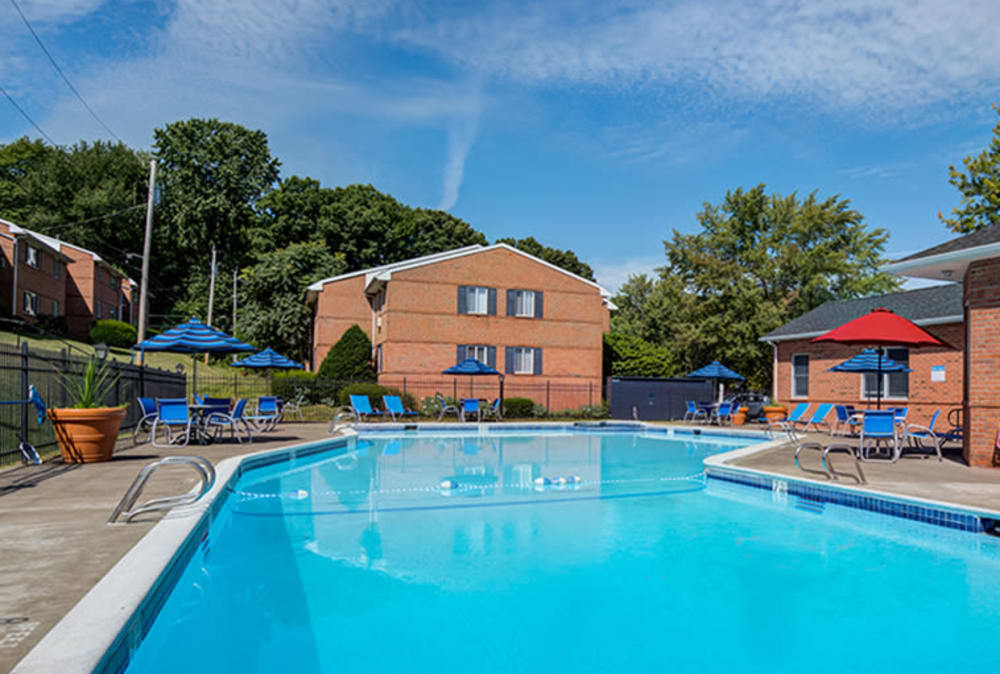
(337, 382, 418, 412)
(502, 397, 535, 418)
(90, 319, 137, 348)
(318, 325, 375, 380)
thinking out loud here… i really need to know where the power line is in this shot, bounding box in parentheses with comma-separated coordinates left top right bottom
(42, 204, 146, 232)
(8, 0, 122, 143)
(0, 81, 56, 145)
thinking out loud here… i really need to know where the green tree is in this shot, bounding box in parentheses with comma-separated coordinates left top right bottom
(153, 118, 281, 314)
(495, 236, 595, 280)
(318, 324, 376, 381)
(237, 242, 346, 361)
(603, 332, 679, 378)
(940, 106, 1000, 233)
(612, 185, 899, 389)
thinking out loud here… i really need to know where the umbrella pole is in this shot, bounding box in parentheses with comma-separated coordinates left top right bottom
(192, 354, 198, 401)
(876, 348, 882, 410)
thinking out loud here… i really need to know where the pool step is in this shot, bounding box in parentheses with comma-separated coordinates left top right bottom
(795, 495, 826, 514)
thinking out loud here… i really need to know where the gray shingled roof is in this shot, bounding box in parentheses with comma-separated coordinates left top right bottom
(761, 283, 963, 341)
(895, 223, 1000, 262)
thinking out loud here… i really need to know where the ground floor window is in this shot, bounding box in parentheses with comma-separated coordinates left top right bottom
(792, 354, 809, 398)
(862, 348, 909, 400)
(23, 291, 38, 316)
(511, 347, 535, 374)
(52, 299, 59, 316)
(376, 344, 383, 372)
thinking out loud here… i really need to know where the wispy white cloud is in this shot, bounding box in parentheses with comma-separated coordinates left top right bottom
(593, 256, 662, 294)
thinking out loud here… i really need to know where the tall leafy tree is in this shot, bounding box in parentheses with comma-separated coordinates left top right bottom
(237, 242, 346, 361)
(612, 185, 899, 389)
(153, 118, 281, 314)
(939, 106, 1000, 233)
(495, 236, 595, 280)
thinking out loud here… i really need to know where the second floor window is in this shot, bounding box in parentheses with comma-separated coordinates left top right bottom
(26, 246, 39, 268)
(23, 291, 38, 316)
(458, 285, 496, 315)
(508, 289, 543, 318)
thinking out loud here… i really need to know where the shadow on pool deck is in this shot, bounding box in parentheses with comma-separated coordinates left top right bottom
(0, 422, 334, 672)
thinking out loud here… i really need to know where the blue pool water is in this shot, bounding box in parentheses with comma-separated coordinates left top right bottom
(124, 430, 1000, 673)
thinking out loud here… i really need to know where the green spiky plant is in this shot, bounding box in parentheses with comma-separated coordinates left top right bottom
(55, 356, 121, 409)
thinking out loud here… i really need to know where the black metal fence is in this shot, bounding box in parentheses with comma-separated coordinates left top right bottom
(0, 343, 185, 466)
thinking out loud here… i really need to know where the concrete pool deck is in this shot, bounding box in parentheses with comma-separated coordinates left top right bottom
(0, 423, 334, 672)
(4, 421, 1000, 671)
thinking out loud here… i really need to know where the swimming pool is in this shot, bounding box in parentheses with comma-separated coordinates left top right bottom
(117, 429, 1000, 673)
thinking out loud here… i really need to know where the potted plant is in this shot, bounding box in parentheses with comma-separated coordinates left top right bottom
(48, 356, 127, 463)
(762, 401, 787, 422)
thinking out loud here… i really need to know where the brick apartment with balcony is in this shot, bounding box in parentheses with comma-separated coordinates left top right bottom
(307, 244, 614, 410)
(0, 218, 135, 339)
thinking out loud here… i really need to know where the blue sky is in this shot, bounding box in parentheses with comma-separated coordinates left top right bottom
(1, 1, 998, 292)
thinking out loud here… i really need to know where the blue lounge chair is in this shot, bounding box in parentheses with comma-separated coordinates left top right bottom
(461, 398, 481, 422)
(482, 398, 502, 421)
(712, 402, 733, 425)
(797, 403, 834, 433)
(349, 394, 384, 422)
(249, 396, 283, 430)
(436, 393, 459, 421)
(859, 410, 898, 461)
(152, 398, 195, 448)
(766, 402, 811, 438)
(684, 400, 707, 423)
(901, 409, 943, 461)
(206, 398, 253, 443)
(383, 395, 418, 421)
(132, 397, 158, 446)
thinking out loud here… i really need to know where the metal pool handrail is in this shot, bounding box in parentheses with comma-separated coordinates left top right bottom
(108, 455, 216, 524)
(822, 443, 866, 485)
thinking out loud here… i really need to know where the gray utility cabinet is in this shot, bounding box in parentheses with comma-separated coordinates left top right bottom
(607, 377, 714, 421)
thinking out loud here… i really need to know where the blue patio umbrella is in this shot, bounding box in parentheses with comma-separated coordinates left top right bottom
(134, 317, 256, 397)
(829, 348, 912, 408)
(442, 358, 505, 405)
(231, 347, 304, 395)
(687, 361, 745, 403)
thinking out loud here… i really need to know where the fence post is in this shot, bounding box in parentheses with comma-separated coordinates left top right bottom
(20, 342, 29, 444)
(60, 348, 69, 408)
(589, 381, 593, 407)
(403, 376, 407, 399)
(233, 372, 238, 400)
(452, 378, 457, 401)
(113, 360, 121, 407)
(546, 380, 551, 412)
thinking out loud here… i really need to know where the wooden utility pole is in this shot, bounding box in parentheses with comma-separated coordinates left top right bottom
(205, 243, 217, 364)
(137, 159, 156, 365)
(231, 267, 238, 362)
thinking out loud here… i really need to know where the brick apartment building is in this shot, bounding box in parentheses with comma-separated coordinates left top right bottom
(306, 244, 614, 410)
(766, 222, 1000, 468)
(0, 218, 135, 340)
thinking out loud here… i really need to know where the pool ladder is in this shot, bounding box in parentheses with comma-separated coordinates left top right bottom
(108, 456, 216, 524)
(794, 442, 866, 485)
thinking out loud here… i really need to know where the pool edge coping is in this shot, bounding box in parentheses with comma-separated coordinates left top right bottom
(10, 430, 359, 674)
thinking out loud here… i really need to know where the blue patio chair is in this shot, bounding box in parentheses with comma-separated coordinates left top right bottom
(797, 403, 834, 433)
(436, 393, 459, 421)
(859, 410, 898, 462)
(283, 392, 307, 421)
(206, 398, 253, 443)
(461, 398, 481, 422)
(832, 405, 861, 437)
(712, 402, 733, 425)
(248, 395, 283, 430)
(482, 398, 503, 421)
(383, 395, 418, 421)
(349, 394, 384, 422)
(152, 398, 194, 448)
(132, 397, 159, 446)
(684, 400, 707, 424)
(193, 393, 205, 404)
(900, 409, 943, 461)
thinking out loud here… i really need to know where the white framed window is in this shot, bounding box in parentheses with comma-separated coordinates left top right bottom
(26, 245, 39, 268)
(862, 348, 909, 400)
(109, 306, 117, 319)
(97, 299, 103, 317)
(465, 344, 490, 362)
(791, 354, 809, 398)
(511, 347, 535, 374)
(52, 299, 59, 316)
(466, 286, 488, 314)
(53, 260, 61, 279)
(23, 291, 38, 316)
(513, 290, 535, 317)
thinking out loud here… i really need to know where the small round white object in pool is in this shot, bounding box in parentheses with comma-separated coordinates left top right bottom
(440, 479, 459, 490)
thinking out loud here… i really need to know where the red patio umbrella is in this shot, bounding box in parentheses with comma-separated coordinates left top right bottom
(810, 307, 946, 408)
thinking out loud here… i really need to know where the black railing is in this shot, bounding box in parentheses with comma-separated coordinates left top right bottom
(0, 343, 185, 466)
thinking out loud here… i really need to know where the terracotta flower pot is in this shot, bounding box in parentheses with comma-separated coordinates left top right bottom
(48, 407, 127, 463)
(762, 405, 787, 423)
(732, 406, 750, 426)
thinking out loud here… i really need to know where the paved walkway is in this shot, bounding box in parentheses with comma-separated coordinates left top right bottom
(0, 423, 333, 672)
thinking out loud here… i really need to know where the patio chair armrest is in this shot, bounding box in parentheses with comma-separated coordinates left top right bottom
(903, 423, 934, 438)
